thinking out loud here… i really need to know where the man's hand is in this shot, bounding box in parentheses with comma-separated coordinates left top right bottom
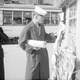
(50, 32, 57, 38)
(49, 33, 57, 43)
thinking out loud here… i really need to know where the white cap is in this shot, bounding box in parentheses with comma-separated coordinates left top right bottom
(34, 6, 47, 16)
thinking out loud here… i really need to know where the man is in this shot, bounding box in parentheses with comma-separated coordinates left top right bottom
(0, 27, 9, 80)
(19, 6, 56, 80)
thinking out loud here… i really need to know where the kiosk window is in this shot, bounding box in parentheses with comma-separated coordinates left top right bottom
(23, 11, 32, 25)
(13, 11, 22, 25)
(44, 12, 50, 25)
(51, 13, 59, 25)
(3, 10, 12, 25)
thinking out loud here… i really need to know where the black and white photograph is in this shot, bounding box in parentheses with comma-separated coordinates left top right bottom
(0, 0, 79, 80)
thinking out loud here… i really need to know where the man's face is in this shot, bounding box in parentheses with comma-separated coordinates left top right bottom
(37, 14, 45, 24)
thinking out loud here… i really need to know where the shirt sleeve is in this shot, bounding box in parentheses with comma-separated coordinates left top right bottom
(18, 25, 33, 53)
(0, 27, 9, 44)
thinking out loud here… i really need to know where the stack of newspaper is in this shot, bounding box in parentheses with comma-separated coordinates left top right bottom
(28, 40, 46, 48)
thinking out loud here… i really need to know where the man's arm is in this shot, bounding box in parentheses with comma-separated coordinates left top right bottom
(0, 27, 9, 44)
(18, 25, 33, 53)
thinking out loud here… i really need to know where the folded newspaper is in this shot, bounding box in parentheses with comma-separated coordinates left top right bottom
(28, 40, 46, 48)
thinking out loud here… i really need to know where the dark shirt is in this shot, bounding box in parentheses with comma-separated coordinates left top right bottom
(0, 27, 9, 45)
(0, 27, 9, 58)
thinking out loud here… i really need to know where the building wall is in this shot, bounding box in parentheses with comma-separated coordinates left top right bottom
(4, 0, 64, 6)
(62, 0, 78, 61)
(0, 10, 3, 25)
(19, 0, 52, 5)
(19, 0, 33, 4)
(43, 0, 52, 4)
(64, 1, 77, 57)
(76, 0, 80, 60)
(0, 0, 4, 4)
(23, 0, 43, 4)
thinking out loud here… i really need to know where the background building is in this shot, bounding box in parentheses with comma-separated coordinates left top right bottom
(4, 0, 20, 4)
(4, 0, 65, 6)
(0, 2, 62, 80)
(0, 0, 4, 4)
(19, 0, 34, 4)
